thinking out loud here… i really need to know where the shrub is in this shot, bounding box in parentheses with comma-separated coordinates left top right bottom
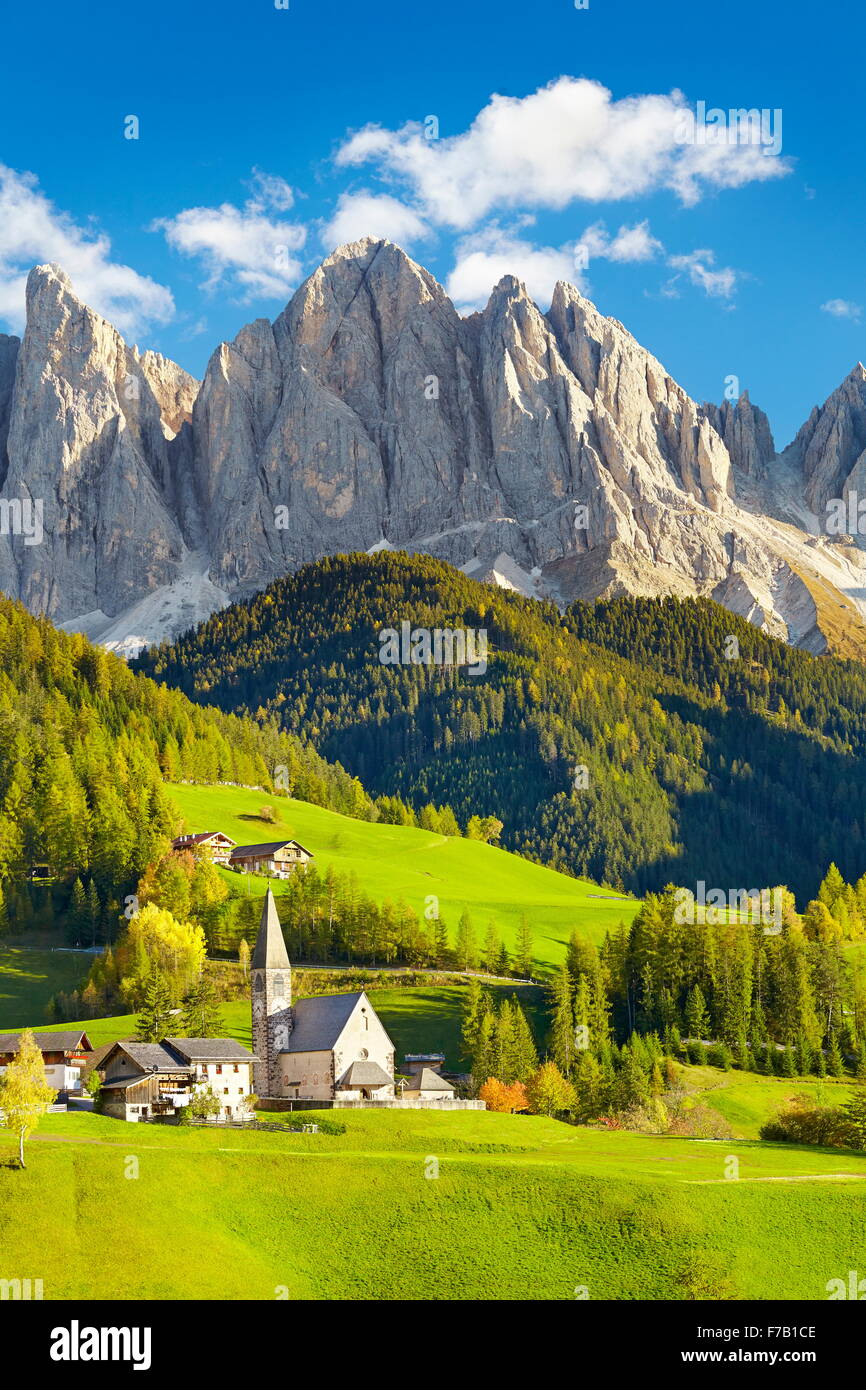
(759, 1098, 850, 1148)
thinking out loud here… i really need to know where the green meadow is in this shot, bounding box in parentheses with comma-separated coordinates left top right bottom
(1, 1106, 864, 1301)
(680, 1066, 854, 1139)
(0, 947, 95, 1031)
(166, 781, 639, 968)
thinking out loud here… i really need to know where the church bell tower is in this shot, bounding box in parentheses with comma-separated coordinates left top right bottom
(250, 887, 292, 1097)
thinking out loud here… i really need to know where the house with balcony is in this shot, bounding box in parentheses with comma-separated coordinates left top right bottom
(0, 1030, 93, 1100)
(171, 831, 237, 866)
(229, 839, 313, 879)
(98, 1038, 256, 1122)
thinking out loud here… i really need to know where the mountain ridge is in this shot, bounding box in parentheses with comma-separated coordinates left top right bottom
(2, 239, 866, 656)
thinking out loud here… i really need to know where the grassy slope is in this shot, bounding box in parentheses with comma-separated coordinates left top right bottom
(166, 782, 639, 967)
(681, 1066, 854, 1139)
(0, 948, 93, 1031)
(1, 1107, 864, 1300)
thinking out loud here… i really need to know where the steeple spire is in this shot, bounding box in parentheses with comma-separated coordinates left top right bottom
(251, 887, 290, 970)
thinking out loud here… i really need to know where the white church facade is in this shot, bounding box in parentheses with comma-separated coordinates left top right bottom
(252, 888, 397, 1103)
(251, 889, 483, 1109)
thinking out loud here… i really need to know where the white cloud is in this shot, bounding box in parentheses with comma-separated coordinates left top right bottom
(247, 169, 295, 213)
(577, 219, 663, 265)
(446, 218, 664, 313)
(336, 77, 791, 229)
(154, 171, 307, 301)
(667, 249, 738, 298)
(321, 190, 430, 251)
(446, 227, 579, 312)
(0, 163, 174, 337)
(821, 298, 861, 321)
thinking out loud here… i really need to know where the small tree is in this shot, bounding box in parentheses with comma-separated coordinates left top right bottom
(183, 1085, 223, 1122)
(525, 1061, 577, 1118)
(479, 1078, 527, 1113)
(85, 1069, 102, 1105)
(259, 806, 276, 824)
(0, 1029, 56, 1167)
(238, 938, 251, 980)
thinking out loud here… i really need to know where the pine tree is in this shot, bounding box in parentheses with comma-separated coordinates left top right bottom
(454, 910, 478, 972)
(548, 965, 576, 1075)
(136, 968, 176, 1043)
(506, 1001, 539, 1082)
(67, 876, 88, 946)
(180, 974, 225, 1038)
(460, 978, 491, 1070)
(514, 915, 533, 979)
(827, 1034, 845, 1077)
(433, 916, 450, 968)
(482, 920, 499, 974)
(86, 878, 101, 948)
(684, 985, 710, 1040)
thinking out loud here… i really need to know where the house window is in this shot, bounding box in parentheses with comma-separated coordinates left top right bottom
(313, 1074, 318, 1085)
(216, 1065, 222, 1075)
(223, 1087, 229, 1095)
(233, 1064, 239, 1073)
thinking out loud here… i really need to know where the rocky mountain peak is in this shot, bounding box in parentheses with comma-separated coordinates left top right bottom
(3, 246, 866, 660)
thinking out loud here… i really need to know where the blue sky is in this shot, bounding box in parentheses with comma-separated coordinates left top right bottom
(0, 0, 863, 446)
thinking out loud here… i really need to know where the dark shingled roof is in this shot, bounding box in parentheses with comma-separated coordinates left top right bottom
(230, 840, 312, 858)
(166, 1038, 256, 1062)
(251, 887, 290, 970)
(337, 1059, 393, 1088)
(408, 1067, 455, 1093)
(281, 991, 367, 1054)
(172, 832, 236, 847)
(0, 1031, 91, 1054)
(112, 1043, 187, 1072)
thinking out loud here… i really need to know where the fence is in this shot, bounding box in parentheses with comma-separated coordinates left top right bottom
(141, 1115, 320, 1132)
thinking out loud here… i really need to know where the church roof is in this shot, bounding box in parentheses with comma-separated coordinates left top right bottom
(251, 888, 290, 970)
(408, 1067, 455, 1093)
(337, 1059, 393, 1088)
(281, 991, 375, 1054)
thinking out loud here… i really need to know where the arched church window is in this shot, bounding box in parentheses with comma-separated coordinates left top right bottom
(273, 975, 285, 993)
(254, 976, 264, 992)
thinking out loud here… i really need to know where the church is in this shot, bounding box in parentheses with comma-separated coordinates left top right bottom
(251, 889, 398, 1103)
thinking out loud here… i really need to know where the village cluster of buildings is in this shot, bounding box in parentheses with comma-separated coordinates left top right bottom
(2, 892, 483, 1121)
(170, 831, 313, 879)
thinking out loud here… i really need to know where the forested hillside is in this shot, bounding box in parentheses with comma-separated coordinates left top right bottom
(0, 596, 374, 930)
(134, 552, 866, 902)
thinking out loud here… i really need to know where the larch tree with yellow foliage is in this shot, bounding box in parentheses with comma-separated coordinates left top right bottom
(0, 1028, 57, 1168)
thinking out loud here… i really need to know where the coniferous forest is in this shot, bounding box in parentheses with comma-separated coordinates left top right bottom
(0, 595, 375, 931)
(135, 551, 866, 903)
